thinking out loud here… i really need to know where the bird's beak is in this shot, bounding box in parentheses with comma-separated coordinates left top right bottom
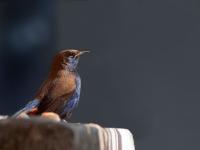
(75, 51, 90, 58)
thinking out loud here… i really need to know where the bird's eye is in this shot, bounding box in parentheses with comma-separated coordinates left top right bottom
(69, 55, 74, 58)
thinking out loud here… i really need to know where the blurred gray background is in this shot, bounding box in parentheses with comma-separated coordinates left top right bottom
(1, 0, 200, 150)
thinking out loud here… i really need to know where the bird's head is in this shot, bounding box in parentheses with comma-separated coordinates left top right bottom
(55, 49, 89, 71)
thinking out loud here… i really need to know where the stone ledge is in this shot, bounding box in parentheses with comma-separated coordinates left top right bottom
(0, 116, 135, 150)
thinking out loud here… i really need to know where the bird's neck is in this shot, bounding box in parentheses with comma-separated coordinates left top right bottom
(52, 55, 77, 74)
(49, 63, 77, 78)
(67, 64, 77, 72)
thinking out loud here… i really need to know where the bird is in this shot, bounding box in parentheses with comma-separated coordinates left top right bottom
(12, 49, 89, 120)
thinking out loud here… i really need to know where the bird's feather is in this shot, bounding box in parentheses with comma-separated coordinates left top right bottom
(60, 74, 81, 118)
(35, 70, 78, 119)
(11, 99, 40, 118)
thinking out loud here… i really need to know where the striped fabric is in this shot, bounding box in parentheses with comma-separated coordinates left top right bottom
(70, 123, 135, 150)
(105, 128, 135, 150)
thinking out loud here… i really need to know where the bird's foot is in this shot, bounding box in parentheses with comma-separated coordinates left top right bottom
(41, 112, 61, 122)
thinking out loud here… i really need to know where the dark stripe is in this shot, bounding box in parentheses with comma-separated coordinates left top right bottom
(109, 129, 113, 150)
(103, 129, 109, 150)
(105, 129, 110, 150)
(116, 129, 122, 150)
(106, 129, 111, 150)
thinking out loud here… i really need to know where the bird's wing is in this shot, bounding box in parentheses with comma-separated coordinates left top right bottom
(11, 99, 40, 118)
(34, 78, 52, 100)
(36, 73, 77, 114)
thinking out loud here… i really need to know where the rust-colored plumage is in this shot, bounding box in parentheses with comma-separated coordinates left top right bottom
(12, 49, 89, 120)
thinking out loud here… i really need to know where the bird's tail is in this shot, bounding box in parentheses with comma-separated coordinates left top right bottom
(11, 99, 40, 118)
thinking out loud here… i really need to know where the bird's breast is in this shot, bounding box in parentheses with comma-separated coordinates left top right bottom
(50, 70, 76, 99)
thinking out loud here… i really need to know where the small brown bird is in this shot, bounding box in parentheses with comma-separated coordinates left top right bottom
(12, 49, 89, 120)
